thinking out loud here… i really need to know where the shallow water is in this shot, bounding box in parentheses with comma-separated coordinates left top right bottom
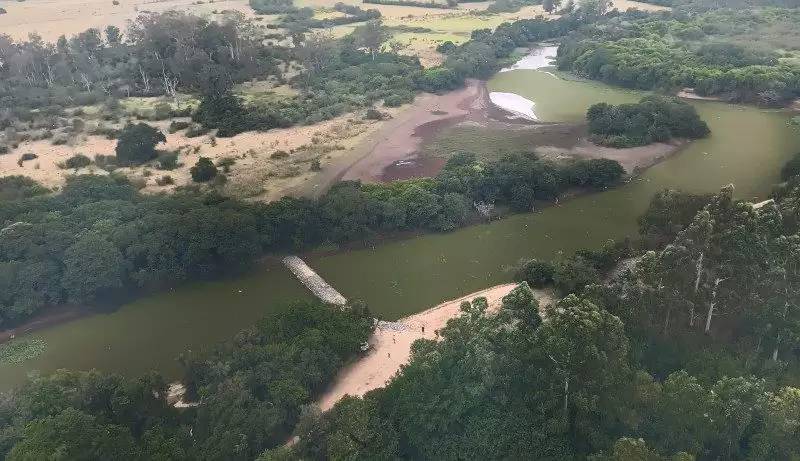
(2, 60, 798, 392)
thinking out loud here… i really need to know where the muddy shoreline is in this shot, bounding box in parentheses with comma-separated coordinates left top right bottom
(0, 305, 92, 345)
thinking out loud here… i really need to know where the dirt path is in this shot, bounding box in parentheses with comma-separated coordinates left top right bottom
(317, 283, 555, 411)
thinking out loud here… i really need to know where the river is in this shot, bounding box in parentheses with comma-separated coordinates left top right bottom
(1, 57, 798, 391)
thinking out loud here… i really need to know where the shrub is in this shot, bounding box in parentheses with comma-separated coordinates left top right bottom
(156, 152, 179, 170)
(270, 150, 289, 159)
(94, 154, 117, 171)
(90, 125, 120, 139)
(365, 109, 384, 120)
(115, 123, 166, 165)
(51, 135, 69, 145)
(156, 175, 175, 186)
(185, 124, 210, 138)
(310, 159, 322, 171)
(383, 92, 415, 107)
(515, 259, 556, 288)
(190, 157, 218, 182)
(0, 175, 48, 200)
(151, 103, 173, 121)
(62, 154, 92, 170)
(16, 153, 37, 166)
(168, 120, 191, 133)
(216, 157, 236, 173)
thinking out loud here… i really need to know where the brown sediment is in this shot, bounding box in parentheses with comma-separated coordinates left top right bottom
(337, 79, 491, 184)
(333, 79, 541, 185)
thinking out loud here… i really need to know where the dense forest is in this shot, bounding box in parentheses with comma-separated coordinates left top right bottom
(586, 96, 710, 147)
(0, 153, 622, 327)
(557, 7, 800, 105)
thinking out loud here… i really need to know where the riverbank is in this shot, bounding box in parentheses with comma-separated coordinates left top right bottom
(0, 305, 91, 345)
(317, 283, 555, 411)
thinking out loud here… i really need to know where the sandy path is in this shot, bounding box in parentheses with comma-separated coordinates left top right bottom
(317, 283, 520, 411)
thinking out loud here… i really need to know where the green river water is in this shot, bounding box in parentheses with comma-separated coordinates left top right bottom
(1, 68, 798, 391)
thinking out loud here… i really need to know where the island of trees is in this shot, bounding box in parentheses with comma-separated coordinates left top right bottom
(586, 96, 710, 147)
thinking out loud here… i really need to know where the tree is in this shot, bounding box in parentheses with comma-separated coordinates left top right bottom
(115, 123, 166, 165)
(515, 259, 556, 288)
(7, 408, 139, 461)
(501, 282, 542, 328)
(190, 157, 218, 182)
(61, 233, 126, 302)
(353, 20, 390, 60)
(297, 31, 336, 79)
(535, 295, 631, 449)
(749, 387, 800, 460)
(293, 397, 399, 460)
(104, 25, 122, 45)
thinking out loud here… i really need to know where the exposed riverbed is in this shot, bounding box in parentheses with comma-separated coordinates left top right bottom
(2, 50, 799, 392)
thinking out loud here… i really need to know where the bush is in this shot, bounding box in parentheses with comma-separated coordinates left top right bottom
(185, 124, 210, 138)
(51, 135, 69, 145)
(270, 150, 289, 159)
(168, 120, 191, 133)
(17, 153, 37, 166)
(115, 123, 166, 165)
(0, 175, 48, 200)
(216, 156, 236, 173)
(155, 175, 174, 186)
(383, 92, 415, 107)
(157, 152, 179, 170)
(94, 154, 118, 171)
(90, 125, 120, 139)
(190, 157, 218, 182)
(151, 103, 173, 121)
(515, 259, 556, 288)
(61, 154, 92, 170)
(365, 109, 384, 120)
(310, 159, 322, 171)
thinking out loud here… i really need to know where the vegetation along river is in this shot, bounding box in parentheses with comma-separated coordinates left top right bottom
(1, 64, 798, 391)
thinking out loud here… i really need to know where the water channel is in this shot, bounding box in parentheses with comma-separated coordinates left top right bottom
(2, 56, 798, 391)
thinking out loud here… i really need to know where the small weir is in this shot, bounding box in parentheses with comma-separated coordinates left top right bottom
(282, 256, 347, 305)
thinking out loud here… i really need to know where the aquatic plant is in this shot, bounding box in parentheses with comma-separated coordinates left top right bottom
(0, 338, 47, 364)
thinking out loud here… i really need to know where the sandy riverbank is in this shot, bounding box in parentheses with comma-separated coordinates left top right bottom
(317, 283, 555, 411)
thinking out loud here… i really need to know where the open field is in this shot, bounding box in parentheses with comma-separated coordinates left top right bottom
(0, 0, 262, 41)
(0, 96, 407, 201)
